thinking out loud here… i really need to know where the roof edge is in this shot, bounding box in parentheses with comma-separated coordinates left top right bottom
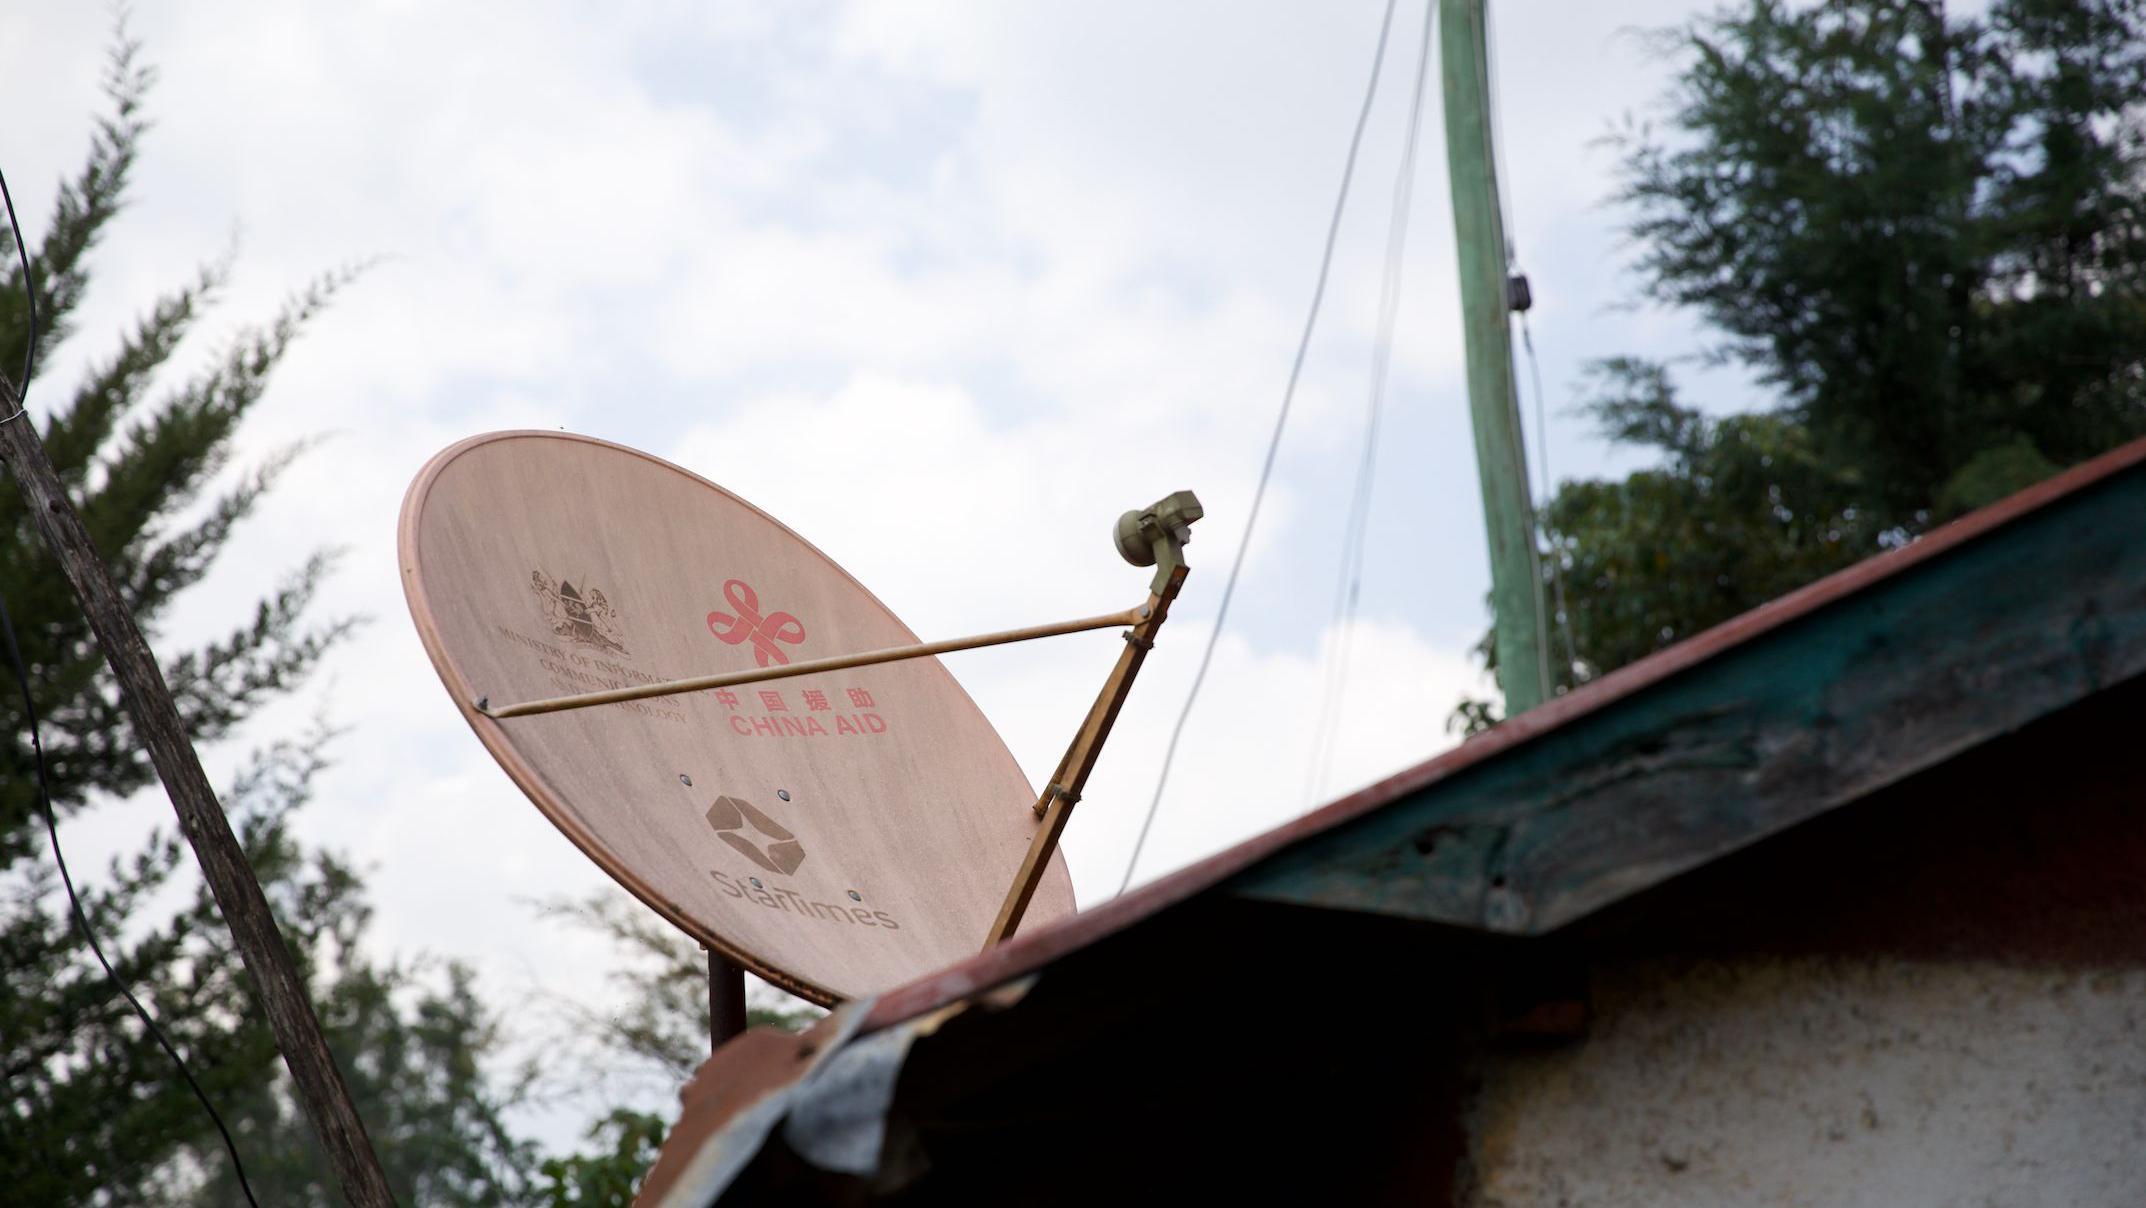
(858, 433, 2146, 1032)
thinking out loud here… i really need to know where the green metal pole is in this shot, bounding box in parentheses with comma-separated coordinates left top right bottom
(1441, 0, 1550, 714)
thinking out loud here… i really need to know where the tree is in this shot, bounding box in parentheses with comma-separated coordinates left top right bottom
(514, 892, 821, 1204)
(0, 35, 350, 866)
(534, 1110, 669, 1208)
(1, 28, 534, 1205)
(536, 891, 821, 1094)
(4, 738, 544, 1203)
(1467, 0, 2146, 719)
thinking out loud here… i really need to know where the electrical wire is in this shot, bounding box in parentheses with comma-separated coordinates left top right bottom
(0, 163, 262, 1208)
(1304, 0, 1436, 806)
(0, 167, 34, 422)
(1482, 0, 1520, 269)
(1520, 310, 1579, 682)
(1114, 0, 1404, 896)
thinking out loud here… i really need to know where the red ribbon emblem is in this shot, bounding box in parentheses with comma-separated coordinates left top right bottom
(707, 579, 805, 667)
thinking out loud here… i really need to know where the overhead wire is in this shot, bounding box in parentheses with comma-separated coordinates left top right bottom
(1304, 0, 1437, 806)
(0, 167, 32, 422)
(1482, 0, 1519, 269)
(1521, 310, 1579, 680)
(1114, 0, 1405, 896)
(0, 164, 262, 1208)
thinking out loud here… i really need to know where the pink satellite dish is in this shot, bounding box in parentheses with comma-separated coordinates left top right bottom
(398, 431, 1076, 1004)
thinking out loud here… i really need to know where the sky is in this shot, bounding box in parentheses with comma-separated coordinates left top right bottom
(4, 0, 1754, 1148)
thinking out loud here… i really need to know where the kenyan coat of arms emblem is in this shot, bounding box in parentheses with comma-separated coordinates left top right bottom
(530, 570, 628, 654)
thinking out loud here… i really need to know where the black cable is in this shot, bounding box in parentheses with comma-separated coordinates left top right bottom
(1115, 0, 1404, 895)
(0, 166, 35, 420)
(0, 163, 262, 1208)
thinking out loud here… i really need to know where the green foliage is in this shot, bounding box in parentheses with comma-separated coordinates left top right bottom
(0, 796, 272, 1206)
(1465, 0, 2146, 728)
(1616, 0, 2146, 514)
(1539, 359, 1879, 680)
(534, 1110, 668, 1208)
(0, 30, 358, 867)
(0, 24, 539, 1206)
(4, 29, 840, 1203)
(515, 894, 822, 1202)
(176, 748, 539, 1205)
(1933, 434, 2061, 517)
(0, 739, 539, 1205)
(538, 891, 821, 1092)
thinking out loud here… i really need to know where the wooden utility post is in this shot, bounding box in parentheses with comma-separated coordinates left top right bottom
(1442, 0, 1551, 714)
(0, 384, 397, 1208)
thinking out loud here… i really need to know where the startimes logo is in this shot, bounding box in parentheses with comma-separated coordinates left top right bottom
(711, 871, 902, 930)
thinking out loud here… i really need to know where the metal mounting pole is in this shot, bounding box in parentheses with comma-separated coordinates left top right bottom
(477, 603, 1148, 720)
(984, 490, 1203, 949)
(982, 570, 1184, 948)
(707, 947, 747, 1053)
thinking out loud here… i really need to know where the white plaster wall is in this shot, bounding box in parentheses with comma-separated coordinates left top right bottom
(1470, 957, 2146, 1206)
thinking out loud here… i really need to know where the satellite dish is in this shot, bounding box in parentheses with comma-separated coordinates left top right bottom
(398, 431, 1084, 1004)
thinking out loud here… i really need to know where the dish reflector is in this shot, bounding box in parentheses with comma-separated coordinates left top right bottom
(398, 431, 1074, 1004)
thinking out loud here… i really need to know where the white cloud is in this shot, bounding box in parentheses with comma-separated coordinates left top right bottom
(5, 0, 1732, 1152)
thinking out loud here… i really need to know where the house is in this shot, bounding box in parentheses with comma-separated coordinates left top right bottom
(637, 434, 2146, 1206)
